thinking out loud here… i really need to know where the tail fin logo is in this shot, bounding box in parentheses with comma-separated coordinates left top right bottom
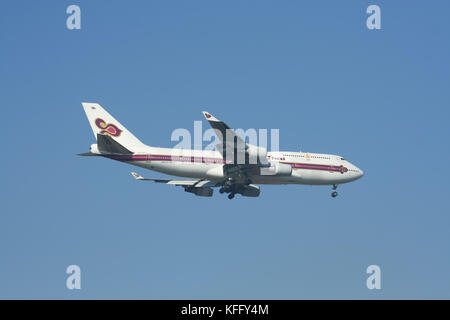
(95, 118, 123, 137)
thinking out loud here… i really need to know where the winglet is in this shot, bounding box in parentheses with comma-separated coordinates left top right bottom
(202, 111, 220, 122)
(131, 172, 144, 180)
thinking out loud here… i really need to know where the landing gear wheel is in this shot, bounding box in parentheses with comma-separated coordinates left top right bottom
(228, 193, 235, 199)
(331, 191, 338, 198)
(219, 187, 225, 194)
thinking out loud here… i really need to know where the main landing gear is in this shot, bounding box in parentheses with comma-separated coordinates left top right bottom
(220, 177, 251, 200)
(331, 184, 338, 198)
(219, 179, 236, 199)
(220, 187, 235, 199)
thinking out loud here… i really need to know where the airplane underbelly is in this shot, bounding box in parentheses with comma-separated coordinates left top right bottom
(127, 161, 356, 185)
(131, 160, 210, 179)
(291, 168, 358, 185)
(294, 169, 335, 185)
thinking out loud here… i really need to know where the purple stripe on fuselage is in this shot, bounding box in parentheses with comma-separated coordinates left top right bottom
(104, 154, 347, 172)
(284, 162, 347, 173)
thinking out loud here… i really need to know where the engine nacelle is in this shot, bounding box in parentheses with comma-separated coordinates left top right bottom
(241, 184, 260, 197)
(185, 187, 214, 197)
(260, 162, 292, 176)
(246, 145, 268, 165)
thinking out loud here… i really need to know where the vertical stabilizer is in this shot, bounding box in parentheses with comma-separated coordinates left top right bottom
(81, 102, 147, 151)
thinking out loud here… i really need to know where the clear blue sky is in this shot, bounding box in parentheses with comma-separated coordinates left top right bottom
(1, 0, 449, 299)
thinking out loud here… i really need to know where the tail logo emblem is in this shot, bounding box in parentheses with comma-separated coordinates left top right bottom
(95, 118, 122, 137)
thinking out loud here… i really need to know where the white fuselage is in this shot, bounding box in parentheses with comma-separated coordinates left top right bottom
(110, 146, 364, 186)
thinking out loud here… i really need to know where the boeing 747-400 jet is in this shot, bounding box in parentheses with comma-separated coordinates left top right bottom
(79, 103, 363, 199)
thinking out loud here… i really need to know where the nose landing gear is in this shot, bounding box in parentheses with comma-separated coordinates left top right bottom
(331, 184, 338, 198)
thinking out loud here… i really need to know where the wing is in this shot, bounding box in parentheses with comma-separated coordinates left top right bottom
(131, 172, 218, 197)
(131, 172, 217, 188)
(202, 111, 246, 153)
(202, 111, 269, 167)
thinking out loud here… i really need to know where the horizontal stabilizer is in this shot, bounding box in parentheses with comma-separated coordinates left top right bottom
(97, 133, 132, 154)
(77, 152, 100, 156)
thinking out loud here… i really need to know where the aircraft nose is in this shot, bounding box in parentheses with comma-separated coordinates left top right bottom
(349, 163, 364, 179)
(357, 168, 364, 178)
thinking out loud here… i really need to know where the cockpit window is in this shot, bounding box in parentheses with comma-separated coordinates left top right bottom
(340, 157, 345, 160)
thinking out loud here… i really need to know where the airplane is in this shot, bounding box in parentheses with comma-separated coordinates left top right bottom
(79, 102, 364, 199)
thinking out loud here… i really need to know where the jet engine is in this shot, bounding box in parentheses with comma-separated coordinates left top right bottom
(246, 145, 268, 165)
(260, 162, 292, 176)
(185, 186, 214, 197)
(241, 184, 260, 197)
